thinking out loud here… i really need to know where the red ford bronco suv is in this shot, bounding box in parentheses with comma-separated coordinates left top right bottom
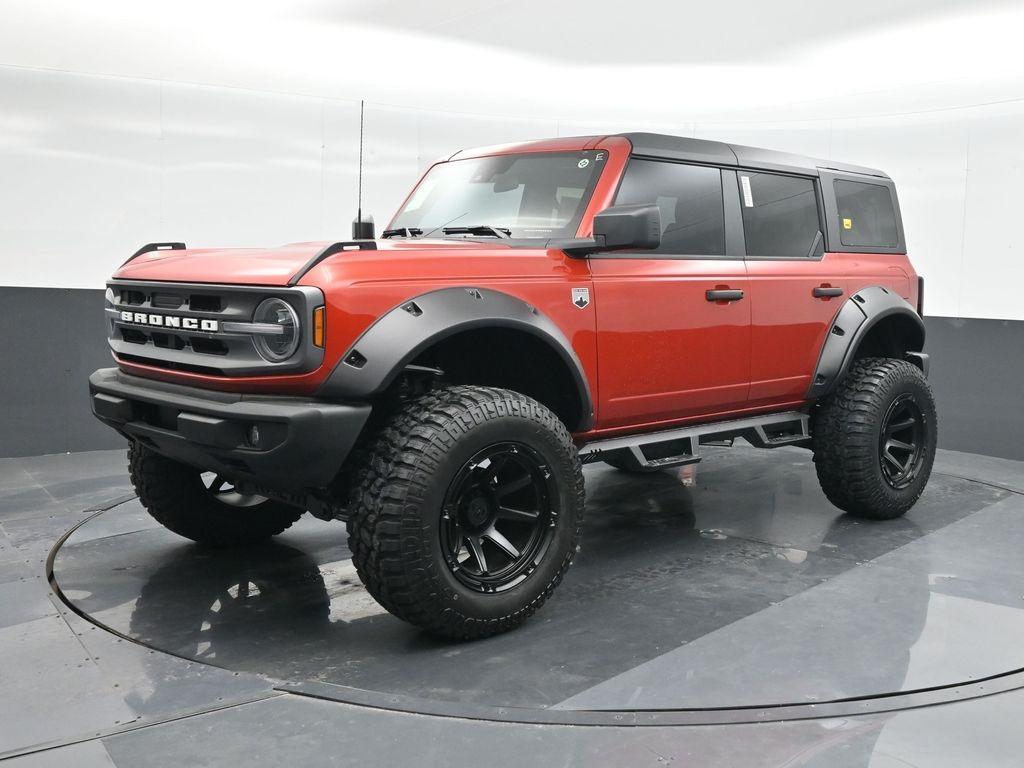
(90, 133, 936, 638)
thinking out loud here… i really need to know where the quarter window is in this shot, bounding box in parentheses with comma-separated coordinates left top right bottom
(614, 160, 726, 255)
(834, 179, 899, 248)
(739, 172, 821, 257)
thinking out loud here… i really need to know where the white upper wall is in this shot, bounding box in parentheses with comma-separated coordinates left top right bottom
(1, 1, 1023, 320)
(3, 0, 1024, 122)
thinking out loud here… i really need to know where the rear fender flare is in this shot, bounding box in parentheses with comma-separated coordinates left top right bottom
(808, 286, 925, 399)
(317, 287, 594, 430)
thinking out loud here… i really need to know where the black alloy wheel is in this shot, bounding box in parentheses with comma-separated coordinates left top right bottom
(878, 393, 927, 490)
(439, 442, 558, 594)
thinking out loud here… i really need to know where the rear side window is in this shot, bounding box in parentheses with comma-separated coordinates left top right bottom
(834, 179, 898, 248)
(739, 172, 821, 257)
(614, 159, 726, 255)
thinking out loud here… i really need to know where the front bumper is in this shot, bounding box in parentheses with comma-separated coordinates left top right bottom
(89, 368, 371, 491)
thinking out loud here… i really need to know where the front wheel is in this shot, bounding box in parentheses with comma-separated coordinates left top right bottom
(346, 385, 584, 639)
(128, 442, 304, 546)
(812, 357, 937, 519)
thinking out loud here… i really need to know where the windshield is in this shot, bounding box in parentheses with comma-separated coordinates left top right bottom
(389, 151, 605, 239)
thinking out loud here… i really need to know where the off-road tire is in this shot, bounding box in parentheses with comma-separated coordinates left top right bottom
(128, 442, 304, 546)
(346, 385, 585, 639)
(812, 357, 937, 519)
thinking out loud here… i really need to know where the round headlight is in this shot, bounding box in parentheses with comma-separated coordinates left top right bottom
(253, 298, 300, 362)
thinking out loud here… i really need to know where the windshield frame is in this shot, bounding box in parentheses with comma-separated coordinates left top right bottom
(387, 150, 610, 242)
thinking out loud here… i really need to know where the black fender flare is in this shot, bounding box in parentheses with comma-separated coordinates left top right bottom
(808, 286, 925, 399)
(317, 287, 594, 430)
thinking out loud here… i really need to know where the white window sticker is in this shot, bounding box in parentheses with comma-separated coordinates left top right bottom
(740, 175, 754, 207)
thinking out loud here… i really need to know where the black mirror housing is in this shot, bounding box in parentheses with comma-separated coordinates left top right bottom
(594, 204, 661, 250)
(557, 204, 661, 256)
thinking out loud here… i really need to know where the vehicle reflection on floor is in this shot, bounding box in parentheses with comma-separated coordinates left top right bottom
(53, 446, 1013, 716)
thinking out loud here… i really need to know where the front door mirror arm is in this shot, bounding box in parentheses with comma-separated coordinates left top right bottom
(551, 236, 606, 258)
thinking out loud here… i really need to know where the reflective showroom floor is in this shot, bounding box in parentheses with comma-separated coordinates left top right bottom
(5, 444, 1024, 766)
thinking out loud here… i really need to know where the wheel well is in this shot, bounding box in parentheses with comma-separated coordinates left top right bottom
(407, 327, 586, 430)
(852, 313, 924, 362)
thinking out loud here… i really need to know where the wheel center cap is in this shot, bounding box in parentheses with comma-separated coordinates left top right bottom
(466, 497, 490, 527)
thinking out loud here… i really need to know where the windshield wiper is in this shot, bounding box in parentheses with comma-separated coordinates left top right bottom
(381, 227, 423, 239)
(442, 225, 511, 239)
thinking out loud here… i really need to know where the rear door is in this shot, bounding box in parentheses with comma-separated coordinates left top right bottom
(739, 171, 848, 407)
(590, 159, 750, 429)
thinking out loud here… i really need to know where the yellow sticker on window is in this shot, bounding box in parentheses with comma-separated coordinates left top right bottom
(842, 217, 853, 230)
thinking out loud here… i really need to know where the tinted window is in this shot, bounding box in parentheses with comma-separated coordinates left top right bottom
(740, 172, 821, 257)
(834, 179, 898, 248)
(614, 160, 725, 255)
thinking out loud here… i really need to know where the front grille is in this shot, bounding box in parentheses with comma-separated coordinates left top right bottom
(121, 328, 148, 345)
(190, 337, 229, 356)
(189, 294, 222, 312)
(106, 280, 324, 377)
(150, 332, 186, 351)
(116, 352, 224, 376)
(151, 292, 185, 309)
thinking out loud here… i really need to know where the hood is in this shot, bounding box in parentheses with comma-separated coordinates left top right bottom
(112, 239, 498, 286)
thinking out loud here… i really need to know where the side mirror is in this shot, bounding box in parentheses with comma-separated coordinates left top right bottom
(594, 204, 661, 250)
(558, 204, 661, 257)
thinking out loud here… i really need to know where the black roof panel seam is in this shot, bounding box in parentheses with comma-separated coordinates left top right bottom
(614, 132, 888, 180)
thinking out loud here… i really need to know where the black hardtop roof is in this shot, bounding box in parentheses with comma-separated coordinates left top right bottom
(613, 132, 889, 179)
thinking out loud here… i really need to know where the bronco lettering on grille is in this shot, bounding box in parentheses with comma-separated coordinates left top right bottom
(120, 311, 219, 332)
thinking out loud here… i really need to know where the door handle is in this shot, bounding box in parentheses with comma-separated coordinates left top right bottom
(706, 289, 744, 302)
(813, 286, 844, 298)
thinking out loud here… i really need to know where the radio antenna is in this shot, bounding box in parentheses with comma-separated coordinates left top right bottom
(351, 100, 374, 239)
(357, 99, 364, 226)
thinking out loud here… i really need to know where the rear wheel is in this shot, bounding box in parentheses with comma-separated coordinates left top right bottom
(128, 442, 304, 546)
(346, 385, 584, 639)
(812, 357, 937, 519)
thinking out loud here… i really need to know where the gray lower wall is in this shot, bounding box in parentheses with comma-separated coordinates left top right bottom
(0, 287, 1021, 461)
(1, 287, 126, 457)
(923, 316, 1024, 461)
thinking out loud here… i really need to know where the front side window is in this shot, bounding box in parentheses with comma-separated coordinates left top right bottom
(834, 179, 899, 248)
(613, 159, 726, 255)
(740, 172, 821, 257)
(389, 151, 604, 239)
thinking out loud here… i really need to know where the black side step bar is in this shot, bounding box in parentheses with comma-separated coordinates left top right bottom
(579, 411, 811, 470)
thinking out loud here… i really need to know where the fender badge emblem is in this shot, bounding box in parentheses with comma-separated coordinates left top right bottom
(572, 287, 590, 309)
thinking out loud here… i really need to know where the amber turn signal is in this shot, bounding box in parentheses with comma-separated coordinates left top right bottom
(313, 306, 326, 348)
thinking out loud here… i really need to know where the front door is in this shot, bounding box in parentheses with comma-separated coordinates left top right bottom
(590, 159, 751, 430)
